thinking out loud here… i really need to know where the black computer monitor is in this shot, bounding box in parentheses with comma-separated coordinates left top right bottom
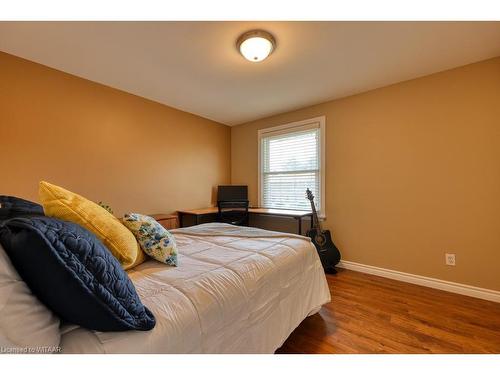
(217, 185, 248, 202)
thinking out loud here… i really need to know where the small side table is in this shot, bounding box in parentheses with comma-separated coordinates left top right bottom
(150, 214, 179, 230)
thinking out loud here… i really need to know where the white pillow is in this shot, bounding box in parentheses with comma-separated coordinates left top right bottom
(0, 243, 61, 353)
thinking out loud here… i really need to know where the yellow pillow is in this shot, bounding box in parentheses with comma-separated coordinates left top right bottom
(38, 181, 145, 270)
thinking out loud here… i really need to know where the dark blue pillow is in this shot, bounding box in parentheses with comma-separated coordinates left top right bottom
(0, 216, 156, 332)
(0, 196, 44, 220)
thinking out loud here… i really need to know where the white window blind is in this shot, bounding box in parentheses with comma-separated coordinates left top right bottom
(260, 119, 323, 212)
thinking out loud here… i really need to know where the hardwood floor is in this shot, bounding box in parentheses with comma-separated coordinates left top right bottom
(277, 268, 500, 353)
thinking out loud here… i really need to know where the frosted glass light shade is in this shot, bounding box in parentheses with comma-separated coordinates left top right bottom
(237, 30, 276, 62)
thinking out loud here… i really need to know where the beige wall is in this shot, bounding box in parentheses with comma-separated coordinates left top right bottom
(232, 57, 500, 291)
(2, 49, 499, 291)
(0, 51, 231, 216)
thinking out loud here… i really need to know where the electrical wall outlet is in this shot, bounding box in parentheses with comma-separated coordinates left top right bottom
(445, 253, 456, 266)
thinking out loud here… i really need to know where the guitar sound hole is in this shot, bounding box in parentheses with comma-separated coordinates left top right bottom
(315, 234, 326, 247)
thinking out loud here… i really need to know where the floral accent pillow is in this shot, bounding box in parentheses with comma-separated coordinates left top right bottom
(122, 213, 178, 266)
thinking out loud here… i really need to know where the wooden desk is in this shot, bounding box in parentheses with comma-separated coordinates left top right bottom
(177, 207, 313, 235)
(150, 214, 179, 230)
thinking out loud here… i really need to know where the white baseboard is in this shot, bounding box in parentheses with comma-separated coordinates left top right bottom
(337, 260, 500, 303)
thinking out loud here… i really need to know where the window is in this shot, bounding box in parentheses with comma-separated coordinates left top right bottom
(258, 116, 325, 215)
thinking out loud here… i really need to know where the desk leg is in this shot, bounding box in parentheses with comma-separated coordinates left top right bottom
(297, 217, 302, 235)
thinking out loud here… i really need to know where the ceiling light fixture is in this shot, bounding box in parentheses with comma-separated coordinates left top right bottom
(236, 30, 276, 62)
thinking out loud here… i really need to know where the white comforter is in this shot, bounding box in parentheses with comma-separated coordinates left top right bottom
(60, 223, 331, 353)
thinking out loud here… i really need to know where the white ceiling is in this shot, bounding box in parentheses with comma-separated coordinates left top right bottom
(1, 22, 500, 125)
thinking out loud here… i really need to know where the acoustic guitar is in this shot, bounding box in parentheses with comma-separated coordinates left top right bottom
(306, 188, 341, 274)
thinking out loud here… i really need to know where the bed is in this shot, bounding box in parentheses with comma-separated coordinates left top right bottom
(60, 223, 331, 353)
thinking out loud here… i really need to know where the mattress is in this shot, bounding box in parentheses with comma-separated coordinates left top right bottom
(60, 223, 331, 353)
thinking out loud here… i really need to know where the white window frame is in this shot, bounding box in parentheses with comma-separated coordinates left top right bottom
(257, 116, 326, 217)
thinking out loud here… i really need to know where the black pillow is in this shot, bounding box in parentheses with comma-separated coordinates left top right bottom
(0, 216, 156, 332)
(0, 196, 44, 220)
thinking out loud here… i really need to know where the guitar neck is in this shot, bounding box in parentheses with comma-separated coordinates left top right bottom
(309, 200, 322, 231)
